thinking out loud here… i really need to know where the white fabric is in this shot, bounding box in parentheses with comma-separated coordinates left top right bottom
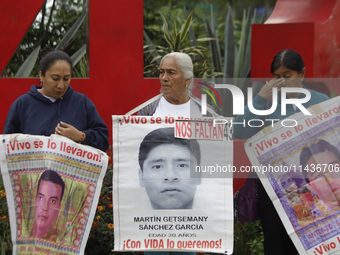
(38, 89, 57, 103)
(153, 97, 200, 118)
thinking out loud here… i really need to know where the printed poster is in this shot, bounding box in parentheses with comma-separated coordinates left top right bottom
(112, 115, 233, 254)
(245, 96, 340, 255)
(0, 134, 108, 255)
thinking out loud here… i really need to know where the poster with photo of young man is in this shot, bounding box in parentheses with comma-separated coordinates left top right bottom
(112, 116, 233, 254)
(0, 135, 108, 255)
(245, 96, 340, 255)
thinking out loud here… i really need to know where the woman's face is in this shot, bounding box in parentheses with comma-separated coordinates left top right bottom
(159, 57, 189, 100)
(39, 60, 72, 99)
(272, 65, 306, 97)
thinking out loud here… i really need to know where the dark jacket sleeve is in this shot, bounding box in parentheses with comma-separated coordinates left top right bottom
(82, 98, 109, 151)
(3, 99, 22, 134)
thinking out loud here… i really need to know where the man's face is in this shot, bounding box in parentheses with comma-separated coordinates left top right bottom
(139, 144, 201, 209)
(34, 180, 62, 236)
(306, 150, 340, 206)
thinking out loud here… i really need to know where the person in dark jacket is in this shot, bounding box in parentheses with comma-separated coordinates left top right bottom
(3, 47, 109, 151)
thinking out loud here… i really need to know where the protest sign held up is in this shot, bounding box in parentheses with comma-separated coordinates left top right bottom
(0, 134, 108, 255)
(245, 96, 340, 255)
(112, 116, 234, 253)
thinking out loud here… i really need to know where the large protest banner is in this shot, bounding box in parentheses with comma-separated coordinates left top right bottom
(245, 96, 340, 255)
(0, 134, 108, 255)
(112, 116, 233, 254)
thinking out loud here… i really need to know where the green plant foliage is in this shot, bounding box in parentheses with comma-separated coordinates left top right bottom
(84, 147, 143, 255)
(144, 12, 221, 79)
(234, 220, 264, 255)
(0, 177, 11, 255)
(73, 55, 87, 78)
(15, 45, 41, 78)
(2, 0, 87, 78)
(85, 147, 114, 254)
(205, 5, 266, 116)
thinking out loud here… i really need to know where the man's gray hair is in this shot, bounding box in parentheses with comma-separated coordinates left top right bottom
(160, 52, 194, 91)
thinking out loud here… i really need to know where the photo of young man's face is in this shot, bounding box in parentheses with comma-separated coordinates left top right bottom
(306, 150, 340, 205)
(33, 170, 65, 239)
(34, 180, 62, 237)
(139, 143, 201, 210)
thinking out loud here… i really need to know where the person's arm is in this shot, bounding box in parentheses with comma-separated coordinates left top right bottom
(80, 98, 109, 151)
(3, 99, 22, 134)
(137, 98, 161, 116)
(137, 106, 148, 116)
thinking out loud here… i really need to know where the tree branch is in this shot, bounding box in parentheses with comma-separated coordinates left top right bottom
(34, 0, 56, 48)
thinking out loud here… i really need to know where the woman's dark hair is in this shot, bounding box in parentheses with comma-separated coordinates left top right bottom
(270, 49, 305, 74)
(39, 47, 73, 76)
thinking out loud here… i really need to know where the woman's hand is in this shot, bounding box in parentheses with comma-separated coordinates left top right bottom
(258, 78, 286, 100)
(55, 121, 85, 142)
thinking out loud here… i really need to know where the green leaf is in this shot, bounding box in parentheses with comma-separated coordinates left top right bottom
(184, 9, 199, 61)
(179, 12, 193, 44)
(173, 19, 178, 38)
(241, 8, 254, 80)
(174, 32, 182, 52)
(15, 45, 41, 77)
(234, 9, 248, 81)
(71, 44, 86, 67)
(55, 11, 86, 50)
(159, 12, 170, 38)
(223, 4, 235, 81)
(144, 29, 161, 64)
(164, 32, 174, 50)
(185, 48, 205, 56)
(158, 14, 172, 49)
(145, 25, 162, 32)
(210, 4, 222, 67)
(205, 72, 225, 78)
(196, 37, 216, 42)
(206, 21, 222, 73)
(150, 55, 163, 63)
(154, 45, 168, 51)
(145, 50, 159, 61)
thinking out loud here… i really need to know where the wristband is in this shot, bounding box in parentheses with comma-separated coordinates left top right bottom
(79, 132, 85, 143)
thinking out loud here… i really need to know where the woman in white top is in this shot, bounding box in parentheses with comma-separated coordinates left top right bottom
(137, 52, 215, 255)
(137, 52, 214, 118)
